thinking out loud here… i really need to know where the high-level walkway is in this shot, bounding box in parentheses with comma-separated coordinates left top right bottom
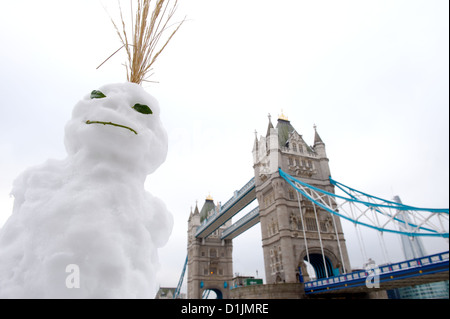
(195, 177, 256, 238)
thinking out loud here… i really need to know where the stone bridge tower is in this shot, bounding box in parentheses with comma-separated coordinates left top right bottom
(252, 113, 351, 284)
(187, 196, 233, 299)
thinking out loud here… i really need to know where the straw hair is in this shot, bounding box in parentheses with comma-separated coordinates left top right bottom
(110, 0, 185, 84)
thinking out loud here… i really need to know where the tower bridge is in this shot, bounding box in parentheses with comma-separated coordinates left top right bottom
(176, 113, 449, 299)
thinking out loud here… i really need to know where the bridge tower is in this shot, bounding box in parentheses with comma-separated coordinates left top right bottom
(187, 196, 233, 298)
(252, 113, 351, 284)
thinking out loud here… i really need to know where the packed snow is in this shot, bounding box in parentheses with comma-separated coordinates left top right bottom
(0, 82, 173, 298)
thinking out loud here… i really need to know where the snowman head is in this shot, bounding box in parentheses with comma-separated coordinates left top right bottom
(65, 82, 168, 175)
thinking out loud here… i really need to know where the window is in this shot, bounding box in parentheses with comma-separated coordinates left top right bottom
(288, 157, 294, 166)
(267, 218, 279, 236)
(289, 190, 295, 200)
(263, 191, 275, 208)
(270, 246, 284, 274)
(320, 221, 328, 232)
(306, 217, 318, 231)
(292, 143, 297, 152)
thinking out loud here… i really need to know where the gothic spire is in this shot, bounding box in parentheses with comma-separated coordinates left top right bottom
(193, 201, 199, 216)
(266, 113, 274, 137)
(313, 124, 324, 145)
(253, 129, 259, 152)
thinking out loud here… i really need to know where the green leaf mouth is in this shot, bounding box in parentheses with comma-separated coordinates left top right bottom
(85, 120, 138, 135)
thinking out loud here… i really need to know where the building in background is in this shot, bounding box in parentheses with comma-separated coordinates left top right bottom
(155, 287, 186, 299)
(387, 196, 449, 299)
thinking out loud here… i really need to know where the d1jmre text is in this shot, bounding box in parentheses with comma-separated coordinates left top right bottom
(181, 303, 269, 317)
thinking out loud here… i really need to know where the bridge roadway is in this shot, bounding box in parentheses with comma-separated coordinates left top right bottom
(195, 177, 256, 238)
(304, 251, 449, 295)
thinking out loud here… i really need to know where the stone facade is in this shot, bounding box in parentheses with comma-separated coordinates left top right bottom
(187, 198, 233, 299)
(229, 283, 387, 299)
(252, 115, 351, 285)
(230, 283, 306, 299)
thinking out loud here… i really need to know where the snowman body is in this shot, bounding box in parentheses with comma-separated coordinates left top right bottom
(0, 83, 173, 298)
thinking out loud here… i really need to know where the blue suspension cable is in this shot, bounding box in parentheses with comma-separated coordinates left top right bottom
(279, 168, 449, 238)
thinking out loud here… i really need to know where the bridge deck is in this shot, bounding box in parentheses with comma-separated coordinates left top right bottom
(305, 251, 449, 294)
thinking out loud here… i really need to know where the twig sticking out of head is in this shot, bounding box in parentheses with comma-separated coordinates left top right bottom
(109, 0, 185, 84)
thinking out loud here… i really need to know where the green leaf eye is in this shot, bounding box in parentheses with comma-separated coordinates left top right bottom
(132, 103, 153, 115)
(90, 90, 107, 99)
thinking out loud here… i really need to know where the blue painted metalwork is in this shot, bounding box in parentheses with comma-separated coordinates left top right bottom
(279, 168, 449, 238)
(330, 177, 447, 234)
(307, 254, 334, 279)
(304, 251, 449, 294)
(173, 255, 188, 299)
(330, 177, 448, 213)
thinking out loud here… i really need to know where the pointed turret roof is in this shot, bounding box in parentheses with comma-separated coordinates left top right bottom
(193, 202, 200, 215)
(313, 124, 324, 145)
(199, 196, 215, 223)
(252, 130, 259, 152)
(276, 117, 297, 147)
(188, 206, 193, 221)
(266, 114, 274, 137)
(189, 202, 200, 222)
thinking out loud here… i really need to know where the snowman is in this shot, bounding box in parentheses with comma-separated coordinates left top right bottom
(0, 82, 173, 298)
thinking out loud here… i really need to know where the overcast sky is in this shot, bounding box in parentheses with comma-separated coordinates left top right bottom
(0, 0, 448, 293)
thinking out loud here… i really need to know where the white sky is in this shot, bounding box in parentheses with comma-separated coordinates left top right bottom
(0, 0, 448, 293)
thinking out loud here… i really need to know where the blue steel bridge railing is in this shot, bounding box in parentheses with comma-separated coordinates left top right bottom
(173, 255, 188, 299)
(304, 251, 449, 294)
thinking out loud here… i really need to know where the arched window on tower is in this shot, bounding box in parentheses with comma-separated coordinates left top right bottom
(289, 190, 295, 200)
(306, 217, 318, 231)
